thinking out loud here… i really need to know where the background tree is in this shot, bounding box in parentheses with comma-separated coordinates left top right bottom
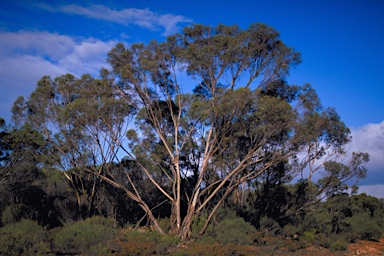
(12, 74, 140, 218)
(0, 117, 11, 184)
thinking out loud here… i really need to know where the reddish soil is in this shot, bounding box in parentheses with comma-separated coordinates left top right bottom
(294, 239, 384, 256)
(347, 239, 384, 255)
(113, 237, 384, 255)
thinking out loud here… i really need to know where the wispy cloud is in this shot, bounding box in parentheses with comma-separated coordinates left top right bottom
(0, 30, 117, 121)
(37, 3, 192, 36)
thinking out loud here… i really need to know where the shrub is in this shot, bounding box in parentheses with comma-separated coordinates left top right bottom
(302, 230, 316, 244)
(191, 212, 209, 239)
(1, 204, 27, 225)
(156, 233, 180, 253)
(314, 232, 332, 248)
(52, 216, 117, 256)
(216, 217, 256, 245)
(282, 223, 299, 238)
(0, 219, 50, 255)
(258, 216, 281, 235)
(348, 213, 383, 241)
(158, 217, 171, 233)
(198, 215, 257, 245)
(330, 238, 348, 251)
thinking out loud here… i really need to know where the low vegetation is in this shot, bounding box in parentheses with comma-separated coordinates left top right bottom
(0, 170, 383, 255)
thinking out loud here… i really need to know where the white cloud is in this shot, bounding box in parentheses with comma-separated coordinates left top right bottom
(58, 40, 116, 75)
(358, 184, 384, 199)
(37, 4, 192, 36)
(0, 30, 117, 121)
(348, 121, 384, 173)
(0, 31, 76, 60)
(289, 121, 384, 186)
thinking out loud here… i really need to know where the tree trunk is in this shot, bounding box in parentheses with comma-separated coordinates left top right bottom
(140, 203, 165, 235)
(179, 208, 195, 241)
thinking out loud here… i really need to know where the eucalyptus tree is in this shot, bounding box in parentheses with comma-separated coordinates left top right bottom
(105, 23, 305, 239)
(240, 82, 369, 221)
(12, 23, 368, 240)
(287, 84, 369, 213)
(11, 73, 139, 218)
(0, 117, 53, 186)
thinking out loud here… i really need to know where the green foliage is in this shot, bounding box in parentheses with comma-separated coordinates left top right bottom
(330, 238, 349, 251)
(195, 209, 257, 246)
(0, 219, 50, 255)
(302, 230, 316, 244)
(258, 216, 282, 235)
(282, 223, 299, 238)
(52, 216, 117, 255)
(158, 216, 171, 233)
(1, 204, 26, 225)
(190, 212, 209, 239)
(212, 217, 256, 245)
(314, 233, 332, 248)
(348, 213, 383, 241)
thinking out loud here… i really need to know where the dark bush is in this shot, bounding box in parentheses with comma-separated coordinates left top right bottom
(314, 232, 332, 248)
(0, 219, 50, 255)
(195, 210, 257, 246)
(348, 213, 383, 241)
(213, 217, 257, 245)
(52, 216, 117, 255)
(281, 223, 299, 238)
(1, 204, 27, 225)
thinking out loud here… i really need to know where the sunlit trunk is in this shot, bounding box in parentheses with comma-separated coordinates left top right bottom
(178, 205, 196, 241)
(140, 203, 165, 235)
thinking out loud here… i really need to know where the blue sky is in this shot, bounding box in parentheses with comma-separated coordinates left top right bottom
(0, 0, 383, 197)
